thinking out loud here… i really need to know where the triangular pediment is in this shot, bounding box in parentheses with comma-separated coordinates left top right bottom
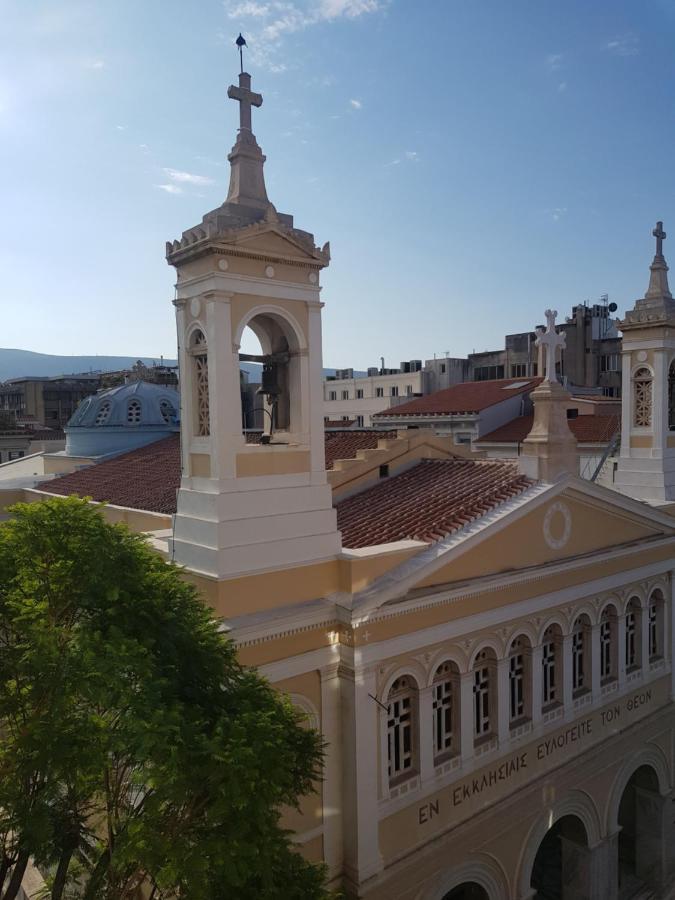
(223, 225, 324, 263)
(352, 478, 675, 615)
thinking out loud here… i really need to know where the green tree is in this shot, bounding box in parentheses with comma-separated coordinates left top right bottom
(0, 496, 329, 900)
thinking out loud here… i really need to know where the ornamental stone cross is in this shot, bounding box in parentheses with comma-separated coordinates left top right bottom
(227, 72, 262, 134)
(535, 309, 566, 383)
(653, 221, 666, 257)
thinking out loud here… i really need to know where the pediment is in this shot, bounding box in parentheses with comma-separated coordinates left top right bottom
(224, 226, 325, 263)
(352, 478, 675, 615)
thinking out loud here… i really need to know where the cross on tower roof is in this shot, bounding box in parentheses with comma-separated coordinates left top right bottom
(653, 220, 666, 257)
(227, 72, 263, 135)
(535, 309, 566, 383)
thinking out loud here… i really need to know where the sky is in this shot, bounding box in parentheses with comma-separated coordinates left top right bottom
(2, 1, 675, 369)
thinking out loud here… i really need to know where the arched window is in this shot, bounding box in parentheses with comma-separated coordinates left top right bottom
(572, 615, 591, 697)
(542, 624, 563, 709)
(648, 589, 664, 661)
(625, 597, 642, 672)
(600, 605, 618, 684)
(386, 675, 417, 784)
(432, 661, 459, 763)
(189, 330, 210, 437)
(472, 648, 496, 742)
(669, 361, 675, 430)
(508, 635, 531, 726)
(159, 398, 176, 424)
(633, 367, 652, 427)
(94, 400, 111, 426)
(126, 399, 142, 424)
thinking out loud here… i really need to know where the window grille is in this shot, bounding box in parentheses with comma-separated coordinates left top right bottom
(649, 600, 659, 658)
(633, 367, 652, 427)
(341, 390, 349, 400)
(356, 389, 364, 399)
(387, 677, 414, 780)
(159, 399, 175, 424)
(509, 651, 525, 721)
(127, 399, 142, 424)
(190, 330, 210, 437)
(432, 663, 455, 759)
(542, 634, 556, 705)
(572, 623, 585, 692)
(390, 386, 399, 397)
(376, 387, 384, 398)
(625, 606, 637, 669)
(473, 666, 490, 736)
(95, 401, 111, 426)
(600, 612, 613, 680)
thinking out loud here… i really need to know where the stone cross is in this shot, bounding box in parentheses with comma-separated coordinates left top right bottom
(535, 309, 566, 383)
(653, 221, 666, 257)
(227, 72, 263, 134)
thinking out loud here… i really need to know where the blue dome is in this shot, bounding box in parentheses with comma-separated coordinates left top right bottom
(65, 381, 180, 457)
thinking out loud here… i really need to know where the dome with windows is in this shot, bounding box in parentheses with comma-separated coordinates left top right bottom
(65, 381, 180, 457)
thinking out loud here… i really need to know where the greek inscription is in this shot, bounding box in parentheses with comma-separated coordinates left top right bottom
(451, 753, 527, 807)
(418, 799, 439, 825)
(601, 705, 620, 726)
(536, 718, 592, 760)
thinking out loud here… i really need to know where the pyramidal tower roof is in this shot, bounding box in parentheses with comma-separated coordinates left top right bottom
(166, 40, 329, 266)
(623, 220, 675, 327)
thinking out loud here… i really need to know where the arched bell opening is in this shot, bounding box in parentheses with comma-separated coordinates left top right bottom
(237, 310, 304, 442)
(239, 326, 266, 435)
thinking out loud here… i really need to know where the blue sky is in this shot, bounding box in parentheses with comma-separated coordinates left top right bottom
(2, 1, 675, 368)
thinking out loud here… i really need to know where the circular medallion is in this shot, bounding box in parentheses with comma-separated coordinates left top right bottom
(543, 501, 572, 550)
(265, 265, 275, 278)
(218, 258, 229, 271)
(189, 298, 201, 317)
(308, 271, 318, 284)
(637, 350, 647, 362)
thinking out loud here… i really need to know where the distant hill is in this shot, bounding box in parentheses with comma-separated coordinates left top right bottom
(0, 348, 340, 383)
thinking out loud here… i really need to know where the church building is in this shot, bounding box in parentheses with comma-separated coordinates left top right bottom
(4, 57, 675, 900)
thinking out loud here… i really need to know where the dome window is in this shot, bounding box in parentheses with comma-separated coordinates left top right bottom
(159, 399, 176, 424)
(127, 399, 142, 424)
(95, 401, 111, 426)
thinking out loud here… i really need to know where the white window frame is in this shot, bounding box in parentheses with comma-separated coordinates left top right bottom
(473, 665, 491, 738)
(387, 677, 415, 784)
(432, 663, 457, 762)
(542, 633, 557, 706)
(572, 621, 586, 694)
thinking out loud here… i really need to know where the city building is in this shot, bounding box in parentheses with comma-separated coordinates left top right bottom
(373, 376, 542, 445)
(1, 59, 675, 900)
(324, 362, 425, 426)
(0, 374, 101, 428)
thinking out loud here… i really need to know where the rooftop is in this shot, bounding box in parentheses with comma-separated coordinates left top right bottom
(374, 377, 543, 418)
(477, 413, 620, 445)
(336, 458, 532, 548)
(44, 430, 398, 513)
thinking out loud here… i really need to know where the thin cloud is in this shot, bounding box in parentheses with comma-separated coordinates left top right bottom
(350, 98, 362, 109)
(156, 184, 183, 194)
(223, 0, 386, 71)
(546, 53, 563, 71)
(84, 59, 105, 70)
(163, 167, 214, 186)
(606, 34, 639, 57)
(404, 150, 419, 161)
(551, 207, 567, 222)
(558, 81, 567, 93)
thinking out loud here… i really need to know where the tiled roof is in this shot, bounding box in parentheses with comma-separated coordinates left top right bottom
(47, 435, 181, 514)
(477, 414, 620, 445)
(374, 378, 543, 417)
(45, 430, 399, 513)
(324, 430, 396, 470)
(336, 458, 532, 548)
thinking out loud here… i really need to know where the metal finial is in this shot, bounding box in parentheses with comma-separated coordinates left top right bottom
(236, 33, 247, 74)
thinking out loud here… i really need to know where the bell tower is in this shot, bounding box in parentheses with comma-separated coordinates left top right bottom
(166, 57, 341, 607)
(615, 221, 675, 502)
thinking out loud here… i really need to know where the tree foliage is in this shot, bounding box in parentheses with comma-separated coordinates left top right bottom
(0, 496, 329, 899)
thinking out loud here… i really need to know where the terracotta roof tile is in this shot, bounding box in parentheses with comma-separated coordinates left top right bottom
(336, 458, 532, 548)
(477, 414, 620, 445)
(374, 378, 543, 418)
(47, 435, 181, 514)
(45, 430, 398, 513)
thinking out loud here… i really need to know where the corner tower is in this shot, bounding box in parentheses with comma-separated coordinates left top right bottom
(166, 59, 341, 604)
(615, 222, 675, 502)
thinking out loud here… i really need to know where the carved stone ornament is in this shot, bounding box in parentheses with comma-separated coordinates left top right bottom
(543, 501, 572, 550)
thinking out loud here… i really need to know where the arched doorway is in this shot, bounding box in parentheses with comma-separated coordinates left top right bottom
(442, 884, 488, 900)
(618, 764, 663, 894)
(530, 815, 588, 899)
